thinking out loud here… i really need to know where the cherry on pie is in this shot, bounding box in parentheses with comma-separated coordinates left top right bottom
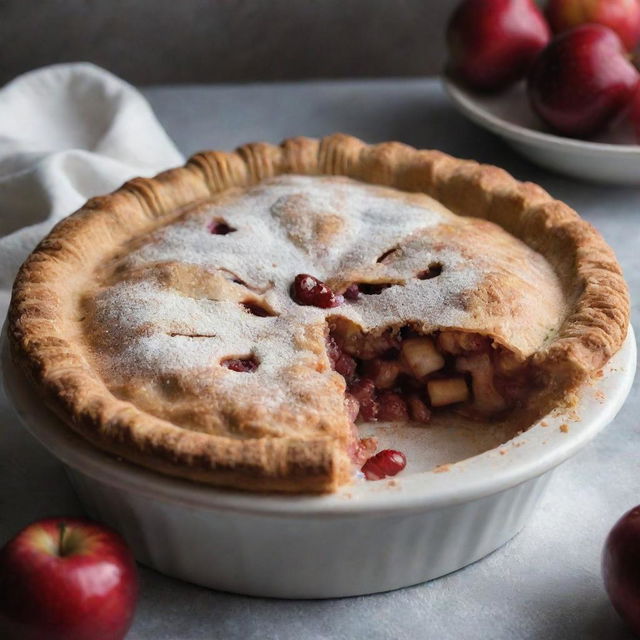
(9, 135, 629, 492)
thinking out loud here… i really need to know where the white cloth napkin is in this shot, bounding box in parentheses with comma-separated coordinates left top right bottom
(0, 63, 184, 319)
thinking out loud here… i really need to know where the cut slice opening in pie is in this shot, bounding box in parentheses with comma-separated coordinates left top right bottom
(9, 135, 629, 493)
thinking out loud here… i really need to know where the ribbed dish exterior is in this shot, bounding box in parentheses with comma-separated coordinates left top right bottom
(65, 466, 553, 598)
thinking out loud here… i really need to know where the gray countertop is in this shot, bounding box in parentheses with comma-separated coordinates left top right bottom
(1, 78, 639, 639)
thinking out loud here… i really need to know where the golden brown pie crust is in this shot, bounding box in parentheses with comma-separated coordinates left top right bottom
(8, 134, 629, 493)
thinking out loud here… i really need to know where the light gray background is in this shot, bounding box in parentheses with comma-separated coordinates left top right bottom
(0, 0, 456, 85)
(1, 78, 639, 639)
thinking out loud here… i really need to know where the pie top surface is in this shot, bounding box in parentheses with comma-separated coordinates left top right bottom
(86, 174, 564, 442)
(8, 135, 629, 493)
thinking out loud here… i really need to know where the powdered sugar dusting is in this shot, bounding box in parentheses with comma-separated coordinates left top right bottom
(87, 175, 563, 416)
(120, 175, 448, 293)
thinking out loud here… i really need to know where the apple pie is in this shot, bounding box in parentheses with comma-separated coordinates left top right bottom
(9, 135, 629, 492)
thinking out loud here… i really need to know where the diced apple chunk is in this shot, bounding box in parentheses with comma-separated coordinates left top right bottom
(427, 377, 469, 407)
(437, 331, 491, 355)
(401, 337, 445, 378)
(363, 358, 401, 389)
(456, 353, 508, 415)
(329, 320, 362, 355)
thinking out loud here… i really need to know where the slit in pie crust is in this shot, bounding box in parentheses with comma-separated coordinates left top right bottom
(9, 135, 629, 493)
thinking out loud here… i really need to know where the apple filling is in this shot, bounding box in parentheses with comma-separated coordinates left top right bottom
(327, 318, 534, 430)
(291, 270, 544, 481)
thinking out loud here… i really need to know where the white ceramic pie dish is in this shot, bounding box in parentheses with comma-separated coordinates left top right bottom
(443, 76, 640, 185)
(2, 327, 636, 598)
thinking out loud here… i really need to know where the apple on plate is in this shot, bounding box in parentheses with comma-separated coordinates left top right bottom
(527, 24, 640, 138)
(546, 0, 640, 51)
(0, 517, 138, 640)
(446, 0, 550, 91)
(603, 505, 640, 635)
(628, 84, 640, 141)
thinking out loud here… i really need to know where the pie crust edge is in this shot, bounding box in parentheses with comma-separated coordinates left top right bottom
(8, 134, 630, 493)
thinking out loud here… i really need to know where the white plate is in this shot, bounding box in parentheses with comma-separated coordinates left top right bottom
(443, 75, 640, 185)
(2, 329, 636, 597)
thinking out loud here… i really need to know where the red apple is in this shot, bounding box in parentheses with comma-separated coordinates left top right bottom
(603, 505, 640, 635)
(446, 0, 551, 91)
(626, 82, 640, 141)
(0, 517, 138, 640)
(546, 0, 640, 51)
(527, 24, 639, 137)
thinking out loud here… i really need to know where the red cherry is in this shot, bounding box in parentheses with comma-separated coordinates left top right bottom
(362, 449, 407, 481)
(334, 353, 357, 381)
(349, 378, 379, 422)
(325, 335, 357, 381)
(407, 393, 432, 424)
(377, 391, 409, 422)
(291, 274, 343, 308)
